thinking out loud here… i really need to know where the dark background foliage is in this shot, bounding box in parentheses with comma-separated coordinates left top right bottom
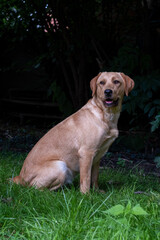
(0, 0, 160, 158)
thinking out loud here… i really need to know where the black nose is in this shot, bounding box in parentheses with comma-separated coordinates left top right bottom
(104, 89, 112, 97)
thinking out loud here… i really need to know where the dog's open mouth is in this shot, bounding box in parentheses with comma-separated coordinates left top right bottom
(104, 98, 119, 107)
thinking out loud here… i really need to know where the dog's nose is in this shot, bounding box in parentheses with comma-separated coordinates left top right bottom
(104, 89, 112, 97)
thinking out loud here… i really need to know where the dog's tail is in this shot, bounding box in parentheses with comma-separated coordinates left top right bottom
(12, 175, 23, 185)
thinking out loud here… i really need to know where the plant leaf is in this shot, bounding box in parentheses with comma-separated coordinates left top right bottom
(148, 107, 156, 117)
(117, 217, 128, 226)
(154, 156, 160, 168)
(144, 102, 152, 114)
(131, 204, 148, 216)
(125, 201, 132, 215)
(105, 204, 125, 216)
(153, 99, 160, 105)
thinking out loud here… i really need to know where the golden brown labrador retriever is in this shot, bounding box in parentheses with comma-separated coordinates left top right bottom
(13, 72, 134, 193)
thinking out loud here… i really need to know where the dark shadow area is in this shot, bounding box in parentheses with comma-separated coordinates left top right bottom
(0, 0, 160, 172)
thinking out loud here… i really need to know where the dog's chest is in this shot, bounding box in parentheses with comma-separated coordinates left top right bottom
(93, 128, 118, 163)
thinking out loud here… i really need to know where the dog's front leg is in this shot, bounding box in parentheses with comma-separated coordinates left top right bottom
(91, 161, 105, 193)
(79, 151, 94, 194)
(91, 161, 100, 189)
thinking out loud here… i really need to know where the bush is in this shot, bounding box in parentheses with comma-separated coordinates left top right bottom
(150, 114, 160, 132)
(123, 71, 160, 127)
(108, 44, 160, 131)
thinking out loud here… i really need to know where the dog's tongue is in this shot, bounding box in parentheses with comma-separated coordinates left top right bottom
(105, 100, 113, 104)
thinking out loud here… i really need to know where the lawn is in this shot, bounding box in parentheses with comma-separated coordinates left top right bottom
(0, 152, 160, 240)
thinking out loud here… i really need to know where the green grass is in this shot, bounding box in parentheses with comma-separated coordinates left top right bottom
(0, 152, 160, 240)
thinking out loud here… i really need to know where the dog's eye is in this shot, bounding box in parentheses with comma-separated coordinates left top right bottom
(100, 81, 105, 85)
(113, 80, 120, 84)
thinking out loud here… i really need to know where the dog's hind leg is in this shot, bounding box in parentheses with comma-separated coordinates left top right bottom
(29, 161, 73, 190)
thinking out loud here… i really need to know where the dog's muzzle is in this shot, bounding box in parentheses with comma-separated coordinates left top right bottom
(104, 89, 119, 107)
(103, 98, 119, 107)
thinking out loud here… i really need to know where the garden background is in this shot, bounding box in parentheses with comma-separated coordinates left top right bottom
(0, 0, 160, 171)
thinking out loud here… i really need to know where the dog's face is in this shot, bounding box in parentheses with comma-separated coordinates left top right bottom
(90, 72, 134, 108)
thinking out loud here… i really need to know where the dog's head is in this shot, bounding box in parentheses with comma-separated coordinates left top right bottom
(90, 72, 134, 108)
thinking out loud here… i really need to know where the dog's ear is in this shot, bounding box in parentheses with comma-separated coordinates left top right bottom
(120, 73, 135, 96)
(90, 73, 101, 97)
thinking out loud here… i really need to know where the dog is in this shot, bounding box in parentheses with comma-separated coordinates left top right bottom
(13, 72, 134, 193)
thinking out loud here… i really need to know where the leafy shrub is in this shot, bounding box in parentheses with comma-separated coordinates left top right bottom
(150, 114, 160, 132)
(48, 81, 73, 117)
(109, 44, 153, 75)
(154, 156, 160, 168)
(109, 44, 160, 130)
(123, 71, 160, 120)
